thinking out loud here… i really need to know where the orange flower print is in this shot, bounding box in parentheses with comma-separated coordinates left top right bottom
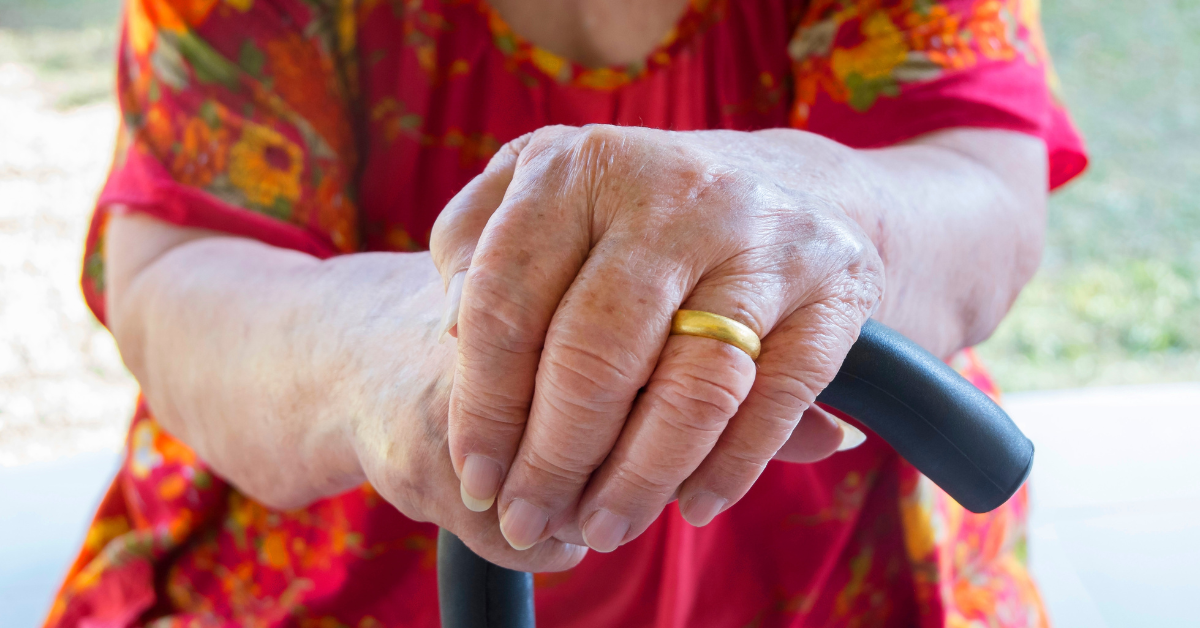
(142, 103, 176, 158)
(154, 422, 198, 467)
(130, 419, 165, 479)
(828, 12, 908, 111)
(577, 67, 633, 90)
(83, 517, 131, 553)
(315, 174, 358, 252)
(126, 0, 159, 55)
(900, 475, 938, 561)
(158, 473, 190, 500)
(968, 0, 1017, 61)
(264, 33, 352, 153)
(905, 6, 976, 70)
(831, 12, 908, 83)
(385, 226, 420, 252)
(791, 0, 1051, 125)
(437, 129, 502, 167)
(530, 47, 571, 83)
(952, 578, 999, 620)
(127, 0, 219, 55)
(262, 530, 292, 569)
(228, 123, 304, 215)
(173, 117, 229, 188)
(371, 97, 423, 144)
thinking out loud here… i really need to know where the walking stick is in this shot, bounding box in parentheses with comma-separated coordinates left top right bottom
(437, 320, 1034, 627)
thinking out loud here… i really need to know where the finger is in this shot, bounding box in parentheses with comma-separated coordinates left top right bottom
(676, 301, 866, 526)
(429, 133, 530, 339)
(491, 128, 771, 551)
(446, 127, 601, 517)
(492, 236, 694, 550)
(771, 405, 845, 463)
(571, 329, 757, 551)
(564, 272, 769, 551)
(440, 498, 589, 573)
(430, 133, 530, 282)
(411, 423, 590, 573)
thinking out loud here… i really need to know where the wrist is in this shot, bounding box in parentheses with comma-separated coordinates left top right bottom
(734, 128, 891, 253)
(315, 252, 456, 498)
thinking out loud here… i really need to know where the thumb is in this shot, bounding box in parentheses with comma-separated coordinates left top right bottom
(430, 133, 530, 339)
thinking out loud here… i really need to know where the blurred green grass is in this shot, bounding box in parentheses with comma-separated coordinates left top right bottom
(2, 0, 1197, 391)
(0, 0, 121, 108)
(976, 0, 1200, 390)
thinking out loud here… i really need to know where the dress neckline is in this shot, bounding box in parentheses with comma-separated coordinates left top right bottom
(476, 0, 727, 90)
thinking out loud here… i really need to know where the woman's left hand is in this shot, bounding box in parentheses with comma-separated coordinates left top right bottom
(430, 124, 885, 553)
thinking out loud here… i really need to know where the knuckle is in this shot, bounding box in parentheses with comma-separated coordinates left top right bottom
(755, 388, 813, 420)
(458, 274, 545, 355)
(720, 441, 774, 475)
(488, 132, 533, 170)
(541, 338, 641, 408)
(538, 374, 628, 423)
(522, 447, 594, 488)
(575, 124, 623, 153)
(820, 223, 886, 314)
(752, 367, 822, 412)
(568, 124, 626, 178)
(453, 399, 529, 434)
(517, 126, 570, 166)
(612, 459, 677, 496)
(729, 408, 799, 455)
(649, 365, 745, 433)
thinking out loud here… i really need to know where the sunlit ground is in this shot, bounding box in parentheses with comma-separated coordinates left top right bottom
(0, 4, 133, 466)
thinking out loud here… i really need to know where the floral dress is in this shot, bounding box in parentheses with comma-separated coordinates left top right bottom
(47, 0, 1087, 626)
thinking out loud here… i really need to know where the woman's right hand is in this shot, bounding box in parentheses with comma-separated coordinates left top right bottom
(107, 213, 587, 573)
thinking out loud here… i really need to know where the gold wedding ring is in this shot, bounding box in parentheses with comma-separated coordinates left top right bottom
(670, 310, 761, 361)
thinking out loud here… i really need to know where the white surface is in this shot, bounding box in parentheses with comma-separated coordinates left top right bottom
(0, 384, 1197, 627)
(0, 449, 120, 628)
(0, 64, 136, 467)
(1008, 383, 1200, 628)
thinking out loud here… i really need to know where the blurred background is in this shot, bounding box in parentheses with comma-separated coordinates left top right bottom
(0, 0, 1197, 626)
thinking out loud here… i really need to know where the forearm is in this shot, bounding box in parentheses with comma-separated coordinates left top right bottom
(852, 130, 1047, 357)
(732, 128, 1047, 358)
(107, 215, 448, 508)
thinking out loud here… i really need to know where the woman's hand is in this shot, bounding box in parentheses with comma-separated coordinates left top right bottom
(107, 214, 587, 572)
(431, 125, 886, 552)
(329, 258, 590, 573)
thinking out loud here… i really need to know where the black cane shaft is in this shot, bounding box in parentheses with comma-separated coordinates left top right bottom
(437, 529, 536, 628)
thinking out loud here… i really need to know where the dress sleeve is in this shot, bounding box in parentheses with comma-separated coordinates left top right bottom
(787, 0, 1087, 190)
(82, 0, 359, 324)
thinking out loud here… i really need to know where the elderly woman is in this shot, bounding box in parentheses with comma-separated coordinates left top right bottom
(47, 0, 1085, 625)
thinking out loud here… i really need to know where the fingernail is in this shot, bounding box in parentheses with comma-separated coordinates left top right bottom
(581, 509, 630, 553)
(459, 455, 502, 512)
(681, 492, 727, 527)
(836, 418, 867, 451)
(439, 270, 466, 343)
(500, 499, 548, 551)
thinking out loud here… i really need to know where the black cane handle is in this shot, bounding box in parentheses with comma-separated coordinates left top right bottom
(437, 319, 1034, 627)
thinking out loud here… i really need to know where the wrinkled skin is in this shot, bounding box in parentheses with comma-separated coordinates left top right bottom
(107, 123, 1045, 573)
(108, 219, 590, 571)
(430, 125, 885, 553)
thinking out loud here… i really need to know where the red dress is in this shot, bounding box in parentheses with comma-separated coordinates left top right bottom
(48, 0, 1086, 626)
